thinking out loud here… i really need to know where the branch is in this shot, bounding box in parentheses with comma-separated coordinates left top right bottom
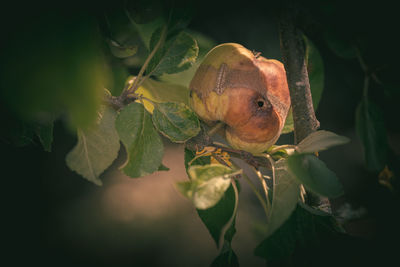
(103, 92, 137, 111)
(184, 129, 270, 169)
(279, 7, 319, 143)
(279, 7, 331, 212)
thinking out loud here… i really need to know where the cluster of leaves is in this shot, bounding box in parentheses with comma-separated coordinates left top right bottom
(179, 128, 349, 264)
(66, 7, 203, 184)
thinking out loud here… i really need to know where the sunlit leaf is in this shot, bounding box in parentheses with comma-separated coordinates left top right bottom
(265, 159, 300, 237)
(287, 154, 343, 198)
(152, 102, 200, 143)
(296, 130, 350, 154)
(115, 102, 163, 178)
(66, 106, 120, 186)
(134, 78, 190, 113)
(177, 164, 239, 210)
(147, 30, 199, 76)
(356, 99, 388, 171)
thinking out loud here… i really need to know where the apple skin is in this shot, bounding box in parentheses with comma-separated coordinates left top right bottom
(189, 43, 290, 154)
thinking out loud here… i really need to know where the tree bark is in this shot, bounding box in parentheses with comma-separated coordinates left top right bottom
(279, 8, 320, 144)
(279, 7, 331, 211)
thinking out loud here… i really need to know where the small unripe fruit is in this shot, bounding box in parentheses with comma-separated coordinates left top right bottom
(189, 43, 290, 153)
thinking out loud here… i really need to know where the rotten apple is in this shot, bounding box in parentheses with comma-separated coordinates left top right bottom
(189, 43, 290, 154)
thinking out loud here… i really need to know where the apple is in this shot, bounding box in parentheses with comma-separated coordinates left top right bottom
(189, 43, 290, 154)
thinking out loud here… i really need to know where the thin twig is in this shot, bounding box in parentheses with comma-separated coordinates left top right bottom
(120, 25, 167, 102)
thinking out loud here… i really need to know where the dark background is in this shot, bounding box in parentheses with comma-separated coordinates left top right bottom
(1, 1, 399, 266)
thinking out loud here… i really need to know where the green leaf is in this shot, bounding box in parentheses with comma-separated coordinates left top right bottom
(197, 183, 238, 247)
(287, 154, 343, 198)
(107, 39, 138, 58)
(160, 30, 217, 87)
(265, 159, 300, 237)
(35, 120, 54, 152)
(152, 102, 200, 143)
(305, 36, 325, 111)
(177, 179, 238, 247)
(134, 78, 190, 113)
(178, 164, 239, 210)
(115, 102, 164, 178)
(323, 31, 357, 59)
(66, 106, 120, 186)
(296, 130, 350, 154)
(355, 99, 388, 171)
(282, 109, 294, 134)
(147, 30, 199, 76)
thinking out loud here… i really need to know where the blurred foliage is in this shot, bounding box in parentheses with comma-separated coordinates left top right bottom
(0, 9, 108, 130)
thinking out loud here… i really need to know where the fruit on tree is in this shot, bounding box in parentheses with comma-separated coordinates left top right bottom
(189, 43, 290, 154)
